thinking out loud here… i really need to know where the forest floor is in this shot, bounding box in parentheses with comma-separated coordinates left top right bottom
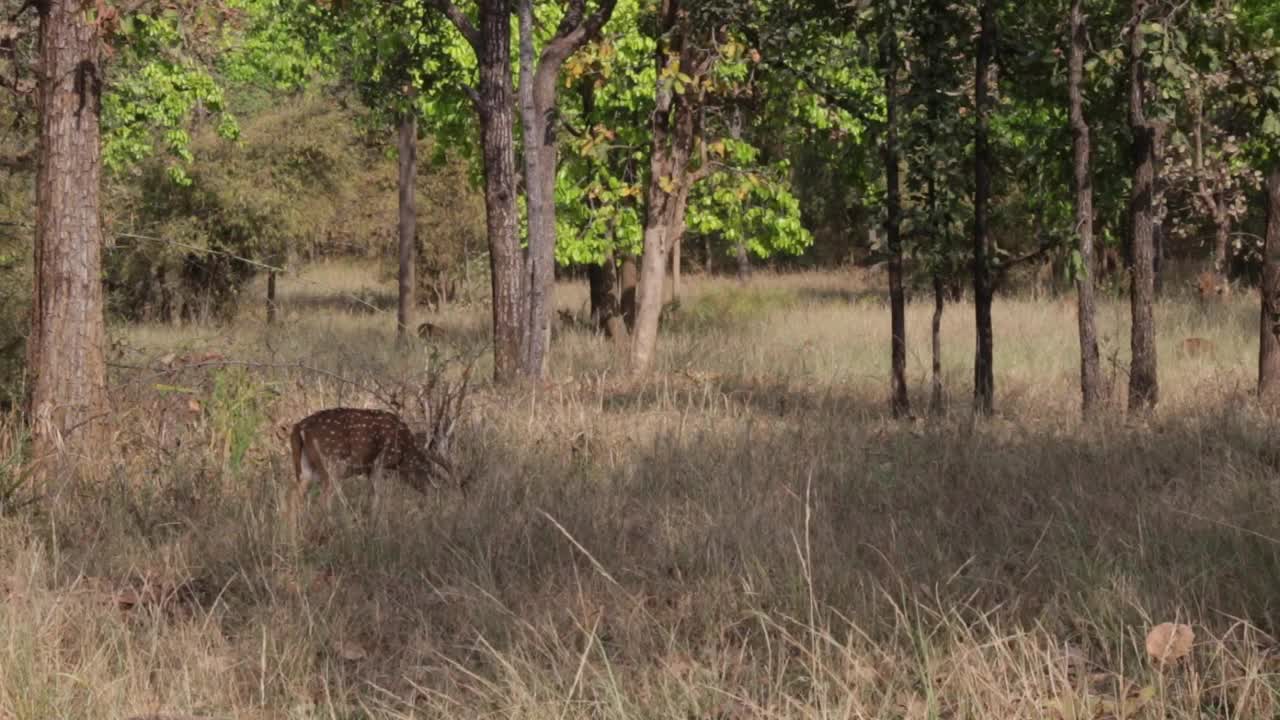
(2, 260, 1278, 719)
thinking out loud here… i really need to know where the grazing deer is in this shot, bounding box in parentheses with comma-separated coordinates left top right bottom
(289, 374, 470, 521)
(1194, 271, 1230, 304)
(1178, 337, 1217, 360)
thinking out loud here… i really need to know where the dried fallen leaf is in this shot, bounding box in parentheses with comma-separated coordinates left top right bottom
(1146, 622, 1194, 664)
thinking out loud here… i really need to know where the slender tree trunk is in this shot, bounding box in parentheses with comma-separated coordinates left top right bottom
(972, 0, 996, 416)
(630, 0, 698, 375)
(589, 253, 625, 341)
(475, 0, 523, 383)
(930, 274, 945, 415)
(671, 237, 681, 301)
(27, 0, 109, 467)
(266, 269, 277, 324)
(1152, 123, 1165, 296)
(1213, 200, 1231, 276)
(734, 242, 751, 283)
(397, 113, 417, 342)
(882, 13, 910, 419)
(619, 253, 638, 331)
(1259, 168, 1280, 397)
(1069, 0, 1102, 416)
(704, 236, 714, 274)
(517, 0, 555, 377)
(1127, 0, 1158, 412)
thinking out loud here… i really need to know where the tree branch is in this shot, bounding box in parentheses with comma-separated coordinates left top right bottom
(427, 0, 480, 50)
(541, 0, 617, 69)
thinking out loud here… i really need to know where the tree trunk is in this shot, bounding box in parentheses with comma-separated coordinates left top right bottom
(1259, 168, 1280, 397)
(629, 0, 699, 375)
(704, 235, 713, 274)
(619, 253, 638, 331)
(589, 253, 625, 341)
(27, 0, 109, 467)
(972, 0, 996, 416)
(1069, 0, 1103, 417)
(734, 241, 750, 283)
(475, 0, 523, 383)
(930, 274, 945, 415)
(1213, 197, 1231, 276)
(1127, 0, 1158, 412)
(517, 0, 556, 377)
(882, 12, 910, 419)
(671, 237, 681, 301)
(1152, 123, 1165, 296)
(266, 269, 277, 324)
(397, 113, 417, 342)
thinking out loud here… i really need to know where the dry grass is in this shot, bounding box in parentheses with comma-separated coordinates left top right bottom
(3, 261, 1279, 718)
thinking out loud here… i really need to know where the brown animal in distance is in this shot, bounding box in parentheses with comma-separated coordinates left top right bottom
(289, 373, 470, 519)
(1178, 337, 1217, 360)
(417, 321, 441, 339)
(1194, 271, 1230, 304)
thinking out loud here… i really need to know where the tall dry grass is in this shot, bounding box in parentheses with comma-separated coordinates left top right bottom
(1, 262, 1277, 718)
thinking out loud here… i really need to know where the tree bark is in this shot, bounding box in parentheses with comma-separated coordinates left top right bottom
(930, 274, 945, 415)
(266, 270, 277, 324)
(882, 9, 910, 419)
(1127, 0, 1158, 412)
(619, 252, 638, 331)
(517, 0, 618, 377)
(472, 0, 523, 383)
(1259, 168, 1280, 398)
(1152, 122, 1165, 296)
(671, 237, 681, 301)
(630, 0, 701, 375)
(27, 0, 109, 467)
(1069, 0, 1102, 417)
(972, 0, 996, 416)
(1213, 196, 1231, 276)
(589, 253, 625, 341)
(734, 241, 750, 283)
(397, 113, 417, 342)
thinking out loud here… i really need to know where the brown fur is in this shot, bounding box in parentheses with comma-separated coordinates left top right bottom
(1178, 337, 1217, 360)
(1195, 271, 1230, 304)
(289, 408, 451, 516)
(416, 321, 441, 339)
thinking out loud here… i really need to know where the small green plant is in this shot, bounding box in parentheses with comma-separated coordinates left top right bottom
(208, 366, 274, 474)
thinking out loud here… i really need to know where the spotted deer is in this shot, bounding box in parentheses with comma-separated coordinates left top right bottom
(288, 374, 470, 519)
(1194, 271, 1230, 304)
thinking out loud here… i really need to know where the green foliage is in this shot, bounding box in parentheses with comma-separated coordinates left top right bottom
(208, 367, 274, 473)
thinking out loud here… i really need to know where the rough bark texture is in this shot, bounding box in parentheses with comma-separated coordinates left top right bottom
(1259, 168, 1280, 398)
(397, 113, 417, 341)
(1152, 123, 1166, 295)
(671, 238, 681, 301)
(28, 0, 109, 467)
(882, 15, 910, 419)
(1127, 0, 1159, 412)
(1069, 0, 1103, 416)
(472, 0, 523, 383)
(972, 0, 996, 416)
(630, 0, 700, 375)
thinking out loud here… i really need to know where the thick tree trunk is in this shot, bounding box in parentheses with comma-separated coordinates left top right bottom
(972, 0, 996, 416)
(397, 113, 417, 341)
(1127, 0, 1158, 412)
(28, 0, 109, 467)
(476, 0, 523, 383)
(266, 270, 277, 324)
(930, 274, 945, 415)
(1069, 0, 1102, 416)
(1259, 168, 1280, 397)
(882, 16, 909, 419)
(619, 253, 638, 331)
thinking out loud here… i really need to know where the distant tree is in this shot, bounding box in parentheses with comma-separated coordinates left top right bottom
(1127, 0, 1159, 413)
(1069, 0, 1103, 416)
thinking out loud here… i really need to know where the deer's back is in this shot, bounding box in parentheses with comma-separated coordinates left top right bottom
(295, 408, 418, 475)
